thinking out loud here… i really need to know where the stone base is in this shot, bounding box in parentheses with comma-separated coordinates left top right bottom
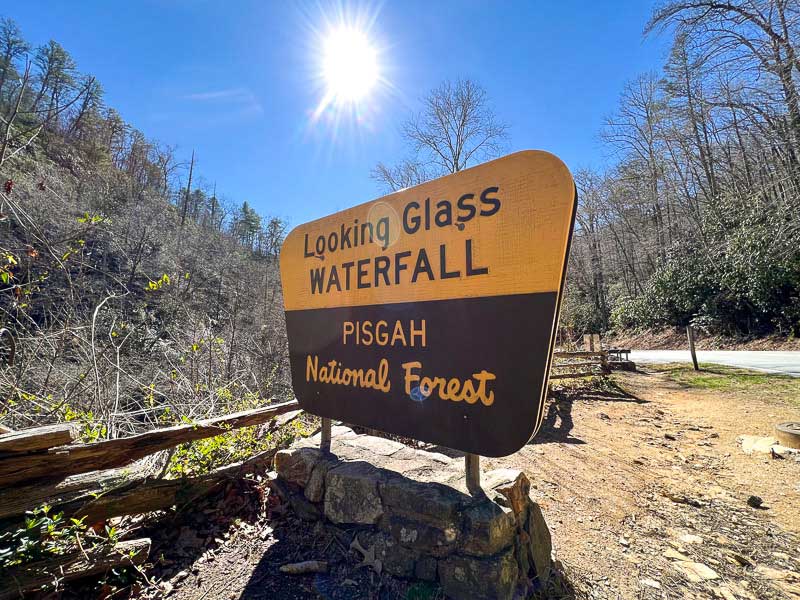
(270, 426, 552, 600)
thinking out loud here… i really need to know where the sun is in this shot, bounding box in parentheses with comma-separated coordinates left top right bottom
(306, 10, 388, 129)
(321, 26, 379, 105)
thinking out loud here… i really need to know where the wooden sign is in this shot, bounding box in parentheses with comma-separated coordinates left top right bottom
(279, 150, 576, 457)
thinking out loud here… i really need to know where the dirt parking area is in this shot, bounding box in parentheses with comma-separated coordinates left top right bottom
(485, 365, 800, 599)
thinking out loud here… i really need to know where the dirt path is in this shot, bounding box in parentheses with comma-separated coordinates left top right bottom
(483, 369, 799, 599)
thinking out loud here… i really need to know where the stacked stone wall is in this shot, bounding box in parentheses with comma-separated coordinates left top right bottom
(270, 427, 552, 600)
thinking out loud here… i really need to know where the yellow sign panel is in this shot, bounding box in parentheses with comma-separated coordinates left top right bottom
(279, 150, 577, 456)
(281, 150, 576, 311)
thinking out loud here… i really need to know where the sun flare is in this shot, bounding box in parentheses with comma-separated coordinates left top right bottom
(322, 26, 379, 104)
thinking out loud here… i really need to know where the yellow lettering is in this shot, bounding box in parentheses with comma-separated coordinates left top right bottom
(306, 354, 318, 381)
(305, 354, 390, 393)
(472, 370, 496, 406)
(343, 321, 354, 344)
(402, 361, 421, 395)
(401, 360, 496, 406)
(339, 320, 427, 348)
(376, 320, 389, 345)
(390, 320, 407, 347)
(409, 319, 426, 347)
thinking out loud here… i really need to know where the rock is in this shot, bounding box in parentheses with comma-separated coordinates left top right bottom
(739, 435, 779, 455)
(340, 434, 405, 456)
(491, 471, 531, 516)
(439, 549, 518, 600)
(279, 560, 328, 574)
(725, 551, 753, 567)
(324, 461, 384, 525)
(359, 531, 417, 578)
(755, 564, 799, 581)
(619, 536, 630, 547)
(773, 551, 791, 561)
(675, 561, 719, 582)
(274, 447, 322, 487)
(665, 492, 703, 507)
(715, 585, 737, 600)
(739, 433, 799, 458)
(771, 445, 798, 459)
(679, 533, 703, 545)
(266, 473, 290, 502)
(526, 502, 552, 581)
(640, 578, 661, 589)
(304, 455, 337, 502)
(460, 499, 515, 557)
(384, 515, 458, 557)
(380, 475, 464, 525)
(747, 495, 763, 508)
(664, 548, 691, 561)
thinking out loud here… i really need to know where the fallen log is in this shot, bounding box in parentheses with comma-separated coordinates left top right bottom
(0, 537, 150, 600)
(0, 423, 78, 454)
(0, 463, 153, 521)
(0, 400, 299, 487)
(62, 447, 280, 524)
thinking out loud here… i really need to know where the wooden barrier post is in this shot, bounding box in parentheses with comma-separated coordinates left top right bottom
(686, 325, 699, 371)
(465, 453, 481, 493)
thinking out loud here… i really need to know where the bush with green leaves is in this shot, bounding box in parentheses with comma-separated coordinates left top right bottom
(610, 201, 800, 336)
(0, 504, 119, 570)
(166, 414, 316, 477)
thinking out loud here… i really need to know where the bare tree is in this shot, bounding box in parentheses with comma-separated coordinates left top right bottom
(370, 157, 430, 192)
(372, 79, 508, 191)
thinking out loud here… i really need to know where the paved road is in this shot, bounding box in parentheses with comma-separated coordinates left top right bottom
(628, 350, 800, 377)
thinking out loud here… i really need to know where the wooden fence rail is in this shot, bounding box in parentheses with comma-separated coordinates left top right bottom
(550, 350, 610, 380)
(0, 400, 300, 488)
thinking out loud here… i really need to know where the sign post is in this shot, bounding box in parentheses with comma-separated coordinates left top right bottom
(320, 417, 332, 453)
(280, 150, 577, 466)
(465, 453, 481, 493)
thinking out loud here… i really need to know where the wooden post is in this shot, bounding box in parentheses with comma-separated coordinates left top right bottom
(600, 351, 610, 375)
(686, 325, 699, 371)
(465, 453, 481, 493)
(320, 417, 332, 453)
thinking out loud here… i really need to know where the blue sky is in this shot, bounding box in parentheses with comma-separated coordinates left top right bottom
(9, 1, 669, 227)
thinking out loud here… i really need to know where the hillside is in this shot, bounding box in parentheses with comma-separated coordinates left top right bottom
(0, 18, 291, 440)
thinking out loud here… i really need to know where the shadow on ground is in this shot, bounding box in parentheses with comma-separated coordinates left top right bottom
(531, 379, 647, 445)
(239, 517, 443, 600)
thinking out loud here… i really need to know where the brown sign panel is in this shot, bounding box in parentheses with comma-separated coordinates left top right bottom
(279, 150, 576, 457)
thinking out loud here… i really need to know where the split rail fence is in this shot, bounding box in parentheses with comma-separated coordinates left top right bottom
(0, 400, 300, 599)
(549, 350, 610, 380)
